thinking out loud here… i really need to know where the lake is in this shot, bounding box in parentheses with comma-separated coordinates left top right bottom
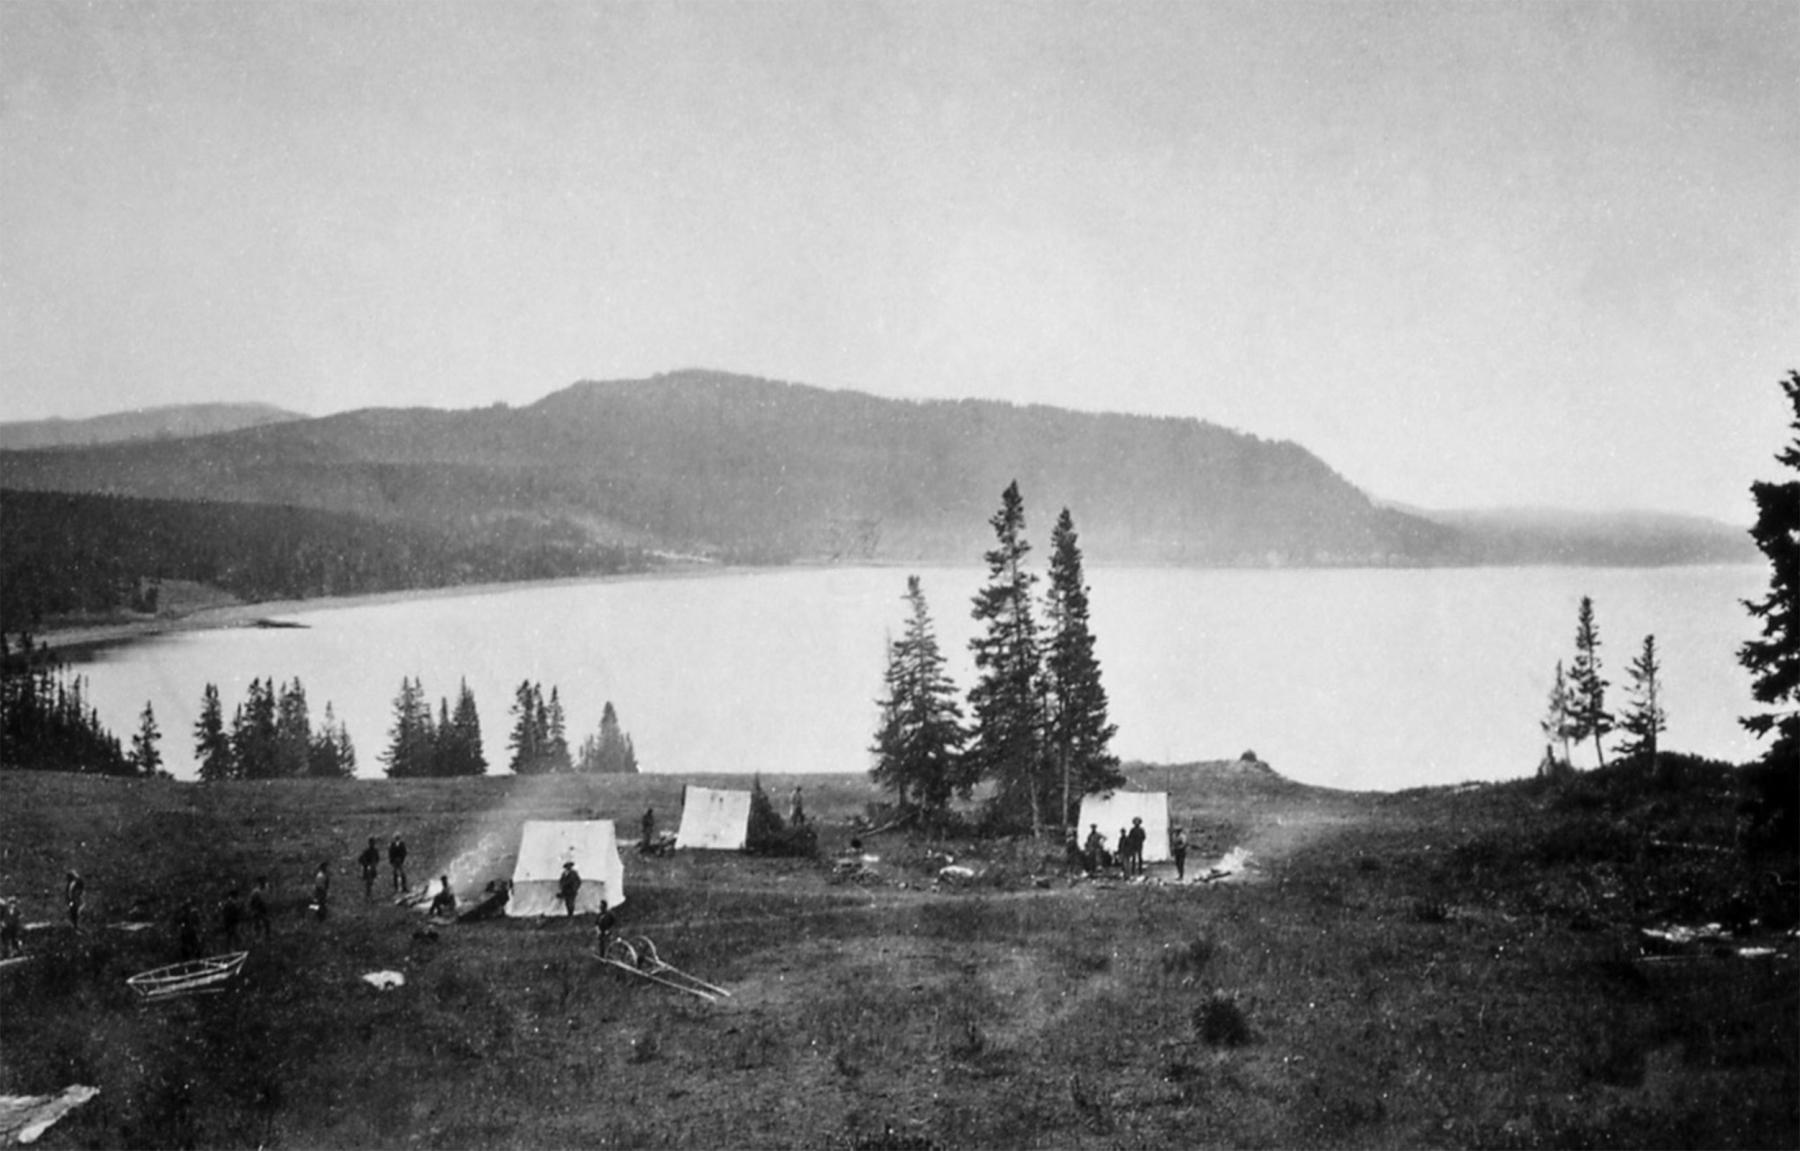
(66, 564, 1765, 791)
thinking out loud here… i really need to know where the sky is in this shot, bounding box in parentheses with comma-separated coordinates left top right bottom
(1, 1, 1793, 524)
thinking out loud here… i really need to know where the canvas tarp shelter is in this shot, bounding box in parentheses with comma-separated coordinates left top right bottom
(1077, 791, 1172, 863)
(507, 821, 625, 917)
(674, 786, 752, 851)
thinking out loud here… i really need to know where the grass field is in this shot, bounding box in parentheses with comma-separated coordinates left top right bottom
(1, 761, 1794, 1149)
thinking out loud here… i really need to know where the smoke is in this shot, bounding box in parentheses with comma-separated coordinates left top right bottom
(1213, 846, 1254, 877)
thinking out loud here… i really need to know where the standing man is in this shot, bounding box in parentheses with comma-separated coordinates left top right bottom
(639, 808, 655, 853)
(1126, 818, 1147, 877)
(174, 900, 202, 961)
(312, 860, 331, 921)
(557, 861, 582, 917)
(1083, 825, 1106, 872)
(248, 877, 272, 938)
(594, 899, 618, 956)
(1171, 827, 1189, 882)
(357, 837, 381, 901)
(64, 870, 85, 932)
(219, 887, 244, 948)
(388, 833, 409, 894)
(789, 785, 805, 826)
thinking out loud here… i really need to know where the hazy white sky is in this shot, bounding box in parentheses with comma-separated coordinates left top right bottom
(1, 1, 1793, 522)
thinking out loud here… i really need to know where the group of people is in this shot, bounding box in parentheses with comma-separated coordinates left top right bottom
(1071, 819, 1193, 880)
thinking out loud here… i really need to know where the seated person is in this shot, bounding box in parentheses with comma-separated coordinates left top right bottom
(427, 877, 457, 919)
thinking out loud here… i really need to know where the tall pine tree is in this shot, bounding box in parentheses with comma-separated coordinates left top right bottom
(509, 681, 546, 774)
(233, 678, 280, 779)
(194, 682, 234, 781)
(1043, 509, 1123, 827)
(1567, 596, 1612, 768)
(274, 679, 312, 777)
(1538, 661, 1576, 774)
(871, 575, 969, 825)
(130, 701, 162, 777)
(545, 687, 572, 774)
(308, 701, 357, 778)
(1617, 634, 1666, 769)
(381, 676, 434, 778)
(439, 679, 487, 777)
(967, 481, 1049, 835)
(1739, 369, 1800, 853)
(578, 701, 639, 774)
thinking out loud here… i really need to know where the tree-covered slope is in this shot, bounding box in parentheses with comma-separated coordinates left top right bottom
(0, 371, 1454, 566)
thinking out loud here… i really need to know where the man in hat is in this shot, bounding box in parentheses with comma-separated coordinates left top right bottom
(388, 833, 409, 893)
(557, 861, 582, 917)
(358, 837, 382, 901)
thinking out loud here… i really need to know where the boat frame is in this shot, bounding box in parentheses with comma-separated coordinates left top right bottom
(127, 951, 249, 1002)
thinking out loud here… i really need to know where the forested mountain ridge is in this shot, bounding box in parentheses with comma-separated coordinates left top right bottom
(0, 371, 1754, 590)
(0, 370, 1452, 567)
(0, 402, 305, 450)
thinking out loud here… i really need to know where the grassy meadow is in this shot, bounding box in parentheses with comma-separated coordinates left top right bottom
(0, 761, 1793, 1149)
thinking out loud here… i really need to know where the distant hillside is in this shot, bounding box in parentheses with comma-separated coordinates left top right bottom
(0, 488, 648, 628)
(1417, 506, 1756, 567)
(0, 371, 1452, 567)
(0, 402, 306, 450)
(0, 372, 1756, 591)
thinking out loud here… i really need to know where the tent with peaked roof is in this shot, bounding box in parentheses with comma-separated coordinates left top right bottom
(507, 821, 625, 916)
(1076, 791, 1172, 863)
(674, 785, 752, 851)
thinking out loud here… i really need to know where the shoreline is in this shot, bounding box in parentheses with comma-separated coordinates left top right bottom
(29, 562, 747, 655)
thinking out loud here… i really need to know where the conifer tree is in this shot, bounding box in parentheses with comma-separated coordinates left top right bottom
(1538, 661, 1576, 773)
(194, 682, 235, 782)
(274, 678, 312, 777)
(509, 681, 545, 774)
(1617, 634, 1666, 768)
(1567, 596, 1612, 768)
(308, 701, 357, 778)
(967, 481, 1049, 835)
(545, 687, 572, 773)
(578, 701, 638, 774)
(1043, 509, 1122, 826)
(381, 676, 434, 778)
(871, 575, 969, 824)
(233, 678, 280, 779)
(1739, 369, 1800, 852)
(441, 679, 487, 776)
(130, 701, 162, 777)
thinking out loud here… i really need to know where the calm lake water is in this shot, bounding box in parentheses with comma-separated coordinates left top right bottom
(68, 564, 1764, 791)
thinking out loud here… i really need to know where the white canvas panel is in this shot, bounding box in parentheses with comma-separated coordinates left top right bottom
(1076, 791, 1172, 863)
(507, 820, 625, 916)
(674, 786, 752, 851)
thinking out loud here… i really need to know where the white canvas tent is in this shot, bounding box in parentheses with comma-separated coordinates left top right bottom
(507, 821, 625, 916)
(674, 786, 752, 851)
(1077, 791, 1172, 863)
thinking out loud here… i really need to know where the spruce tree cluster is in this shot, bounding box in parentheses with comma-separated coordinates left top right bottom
(379, 676, 485, 778)
(507, 681, 571, 775)
(0, 633, 133, 774)
(197, 677, 356, 780)
(870, 481, 1122, 836)
(576, 701, 639, 774)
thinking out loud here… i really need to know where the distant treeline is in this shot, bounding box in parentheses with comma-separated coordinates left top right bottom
(0, 488, 651, 628)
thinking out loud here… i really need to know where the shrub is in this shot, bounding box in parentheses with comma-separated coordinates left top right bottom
(745, 777, 818, 857)
(1160, 935, 1218, 976)
(1193, 992, 1251, 1047)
